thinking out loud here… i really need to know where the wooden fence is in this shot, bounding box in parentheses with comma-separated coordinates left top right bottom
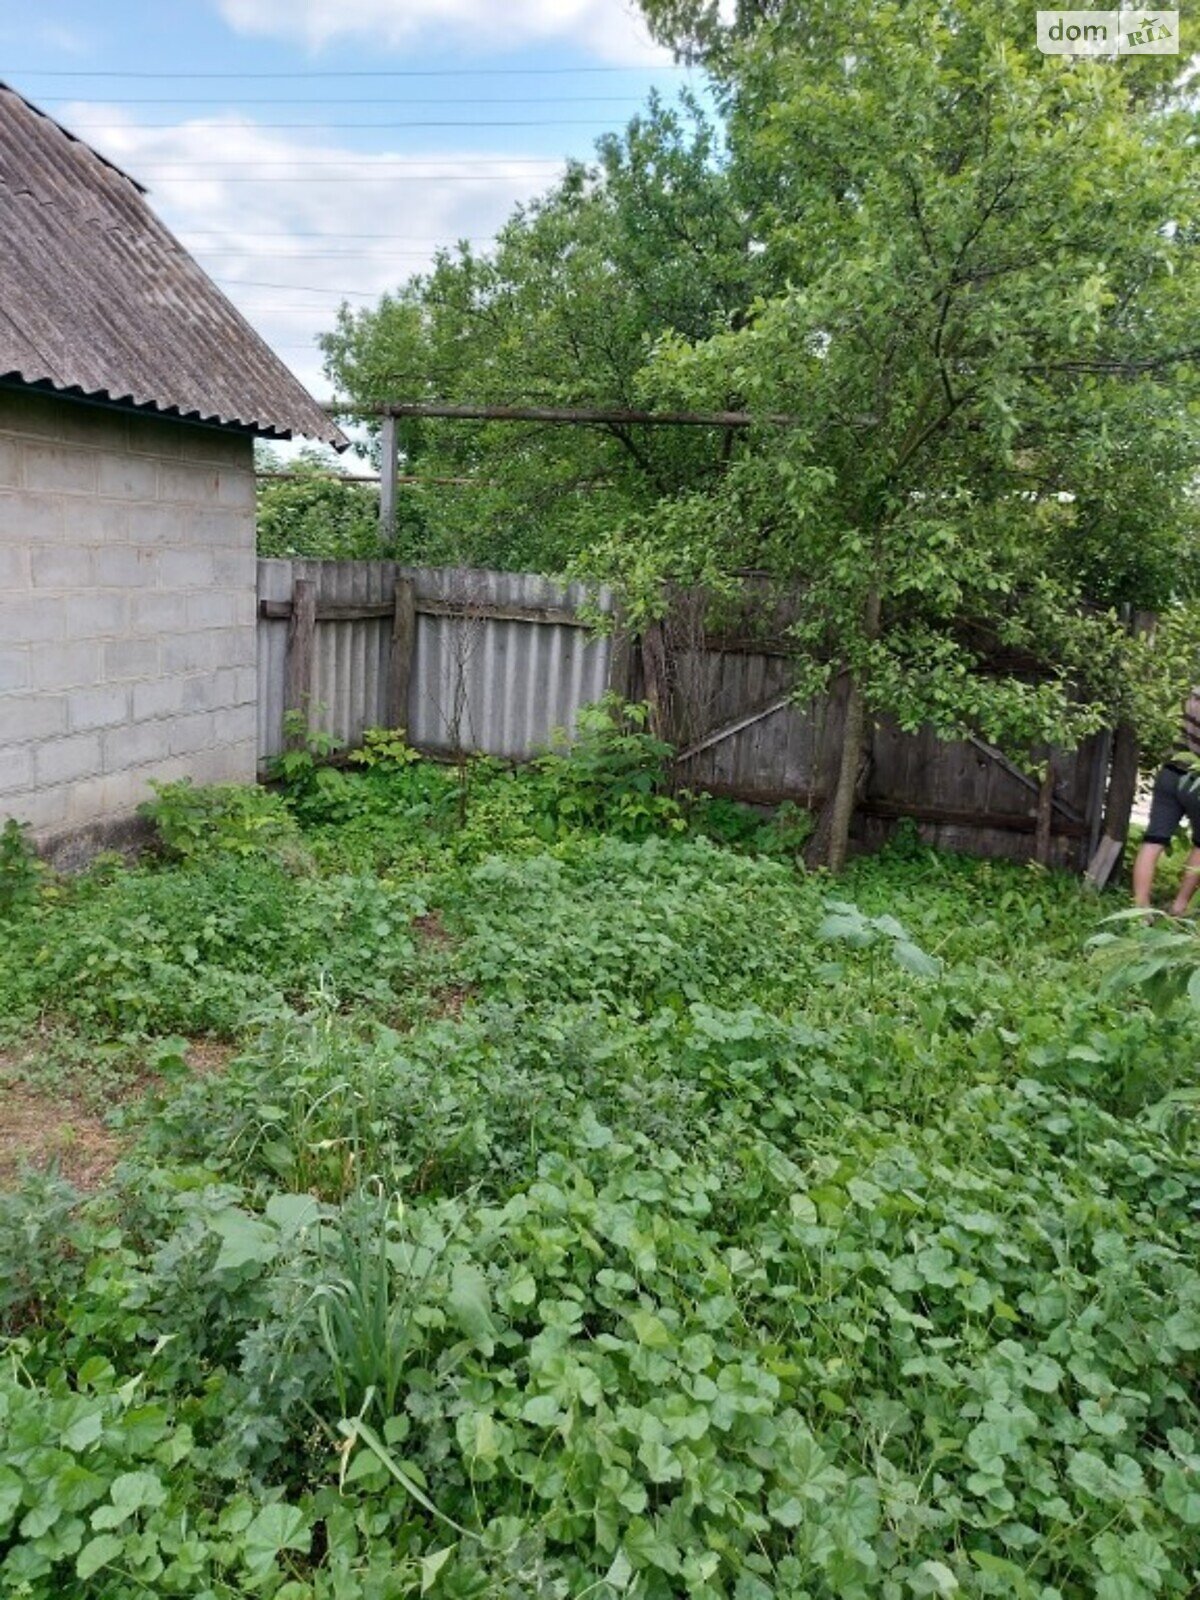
(258, 558, 1112, 869)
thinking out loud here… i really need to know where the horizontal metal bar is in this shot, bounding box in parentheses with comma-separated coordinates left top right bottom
(322, 399, 798, 428)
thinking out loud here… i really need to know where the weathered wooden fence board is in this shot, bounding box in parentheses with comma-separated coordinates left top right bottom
(257, 558, 1111, 868)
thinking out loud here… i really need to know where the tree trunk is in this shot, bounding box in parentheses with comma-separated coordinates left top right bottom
(813, 585, 881, 873)
(826, 672, 868, 874)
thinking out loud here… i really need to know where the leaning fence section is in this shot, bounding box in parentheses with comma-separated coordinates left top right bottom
(258, 558, 1111, 869)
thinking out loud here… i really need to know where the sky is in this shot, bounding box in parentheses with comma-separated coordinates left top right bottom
(2, 1, 697, 440)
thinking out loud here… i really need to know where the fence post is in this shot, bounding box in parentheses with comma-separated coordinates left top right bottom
(283, 577, 316, 743)
(641, 619, 672, 744)
(388, 576, 416, 731)
(379, 415, 398, 544)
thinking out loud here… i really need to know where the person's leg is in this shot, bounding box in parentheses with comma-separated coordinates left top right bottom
(1133, 840, 1166, 907)
(1169, 848, 1200, 916)
(1137, 767, 1185, 907)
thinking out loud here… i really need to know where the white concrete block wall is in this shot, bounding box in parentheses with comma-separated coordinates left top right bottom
(0, 390, 258, 846)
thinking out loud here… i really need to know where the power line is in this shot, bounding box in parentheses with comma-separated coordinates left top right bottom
(217, 278, 380, 297)
(42, 95, 648, 105)
(120, 158, 568, 168)
(9, 66, 686, 78)
(145, 178, 556, 184)
(178, 231, 493, 239)
(70, 118, 630, 130)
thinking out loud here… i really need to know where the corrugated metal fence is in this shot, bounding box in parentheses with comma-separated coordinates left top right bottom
(258, 559, 616, 765)
(258, 558, 1110, 868)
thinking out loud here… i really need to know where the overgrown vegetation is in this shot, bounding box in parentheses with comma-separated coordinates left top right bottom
(1, 731, 1198, 1597)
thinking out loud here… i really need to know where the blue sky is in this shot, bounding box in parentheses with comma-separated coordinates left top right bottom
(3, 2, 698, 410)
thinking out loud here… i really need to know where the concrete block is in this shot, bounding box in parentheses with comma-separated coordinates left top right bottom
(217, 628, 257, 669)
(3, 693, 68, 743)
(34, 732, 102, 787)
(132, 677, 185, 721)
(0, 491, 65, 544)
(161, 631, 222, 675)
(97, 452, 158, 500)
(104, 637, 160, 680)
(158, 461, 220, 505)
(0, 392, 63, 441)
(63, 498, 127, 545)
(0, 544, 30, 590)
(158, 548, 214, 589)
(212, 547, 256, 587)
(189, 507, 252, 550)
(0, 647, 30, 691)
(217, 469, 256, 510)
(179, 427, 251, 467)
(215, 702, 257, 746)
(56, 403, 128, 451)
(33, 641, 104, 692)
(93, 545, 157, 588)
(22, 442, 98, 496)
(103, 718, 172, 773)
(234, 665, 257, 706)
(181, 674, 221, 714)
(131, 590, 186, 636)
(17, 784, 69, 833)
(0, 595, 65, 644)
(65, 591, 127, 639)
(126, 413, 182, 459)
(30, 543, 90, 589)
(0, 437, 19, 489)
(185, 589, 241, 630)
(126, 502, 191, 549)
(0, 745, 33, 796)
(169, 711, 216, 756)
(189, 740, 256, 785)
(71, 683, 131, 732)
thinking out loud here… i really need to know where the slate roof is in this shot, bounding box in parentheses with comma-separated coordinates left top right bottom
(0, 83, 345, 446)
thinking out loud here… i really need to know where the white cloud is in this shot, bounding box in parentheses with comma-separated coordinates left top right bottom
(67, 107, 564, 418)
(213, 0, 670, 66)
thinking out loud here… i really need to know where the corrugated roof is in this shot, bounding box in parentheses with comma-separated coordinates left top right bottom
(0, 83, 345, 447)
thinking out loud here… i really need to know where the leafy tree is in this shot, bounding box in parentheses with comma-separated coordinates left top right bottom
(255, 447, 393, 560)
(320, 99, 760, 573)
(598, 0, 1200, 867)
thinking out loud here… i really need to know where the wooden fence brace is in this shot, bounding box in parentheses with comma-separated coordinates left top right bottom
(283, 577, 317, 740)
(388, 578, 416, 730)
(379, 414, 398, 543)
(965, 734, 1084, 825)
(1085, 726, 1114, 861)
(676, 691, 795, 764)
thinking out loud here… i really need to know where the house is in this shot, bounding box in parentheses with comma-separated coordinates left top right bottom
(0, 82, 345, 861)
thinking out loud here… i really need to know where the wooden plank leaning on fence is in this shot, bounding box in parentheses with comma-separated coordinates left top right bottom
(389, 578, 416, 731)
(282, 577, 316, 745)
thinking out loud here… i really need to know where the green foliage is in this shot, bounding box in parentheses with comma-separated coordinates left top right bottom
(533, 697, 683, 839)
(2, 755, 1200, 1596)
(0, 819, 44, 919)
(322, 99, 756, 573)
(1092, 911, 1200, 1015)
(255, 447, 417, 560)
(141, 779, 305, 865)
